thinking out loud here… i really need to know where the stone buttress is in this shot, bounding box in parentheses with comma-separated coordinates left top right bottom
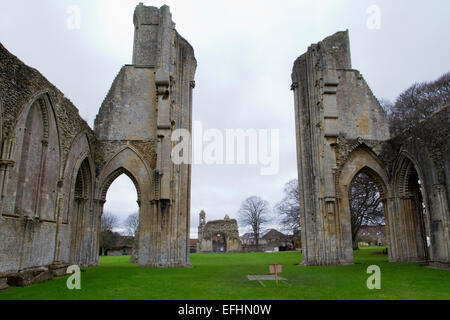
(94, 4, 196, 268)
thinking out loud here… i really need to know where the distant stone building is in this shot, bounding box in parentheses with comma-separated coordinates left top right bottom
(189, 239, 199, 253)
(198, 211, 242, 253)
(241, 229, 293, 251)
(263, 229, 292, 249)
(107, 235, 134, 256)
(357, 225, 386, 246)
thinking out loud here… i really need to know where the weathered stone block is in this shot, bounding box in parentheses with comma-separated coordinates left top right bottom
(0, 275, 8, 290)
(7, 267, 53, 287)
(49, 263, 69, 277)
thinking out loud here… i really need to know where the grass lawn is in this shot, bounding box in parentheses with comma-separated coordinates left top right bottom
(0, 247, 449, 300)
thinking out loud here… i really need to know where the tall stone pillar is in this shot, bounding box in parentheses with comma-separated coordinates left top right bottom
(91, 199, 105, 266)
(430, 184, 450, 263)
(94, 4, 196, 268)
(291, 31, 390, 265)
(292, 31, 353, 265)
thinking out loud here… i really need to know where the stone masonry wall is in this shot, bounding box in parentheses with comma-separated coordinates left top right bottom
(198, 213, 242, 253)
(0, 42, 95, 274)
(292, 30, 449, 266)
(292, 30, 390, 265)
(0, 3, 197, 279)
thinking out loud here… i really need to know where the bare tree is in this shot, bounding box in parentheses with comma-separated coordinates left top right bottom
(100, 211, 120, 256)
(101, 211, 119, 232)
(238, 196, 271, 248)
(275, 179, 300, 235)
(387, 71, 449, 136)
(349, 172, 384, 249)
(124, 212, 139, 237)
(379, 98, 394, 117)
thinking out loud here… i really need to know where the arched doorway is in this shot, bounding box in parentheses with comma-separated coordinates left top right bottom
(13, 94, 60, 220)
(70, 157, 92, 264)
(93, 146, 191, 268)
(101, 172, 139, 259)
(348, 169, 386, 250)
(394, 155, 430, 261)
(337, 147, 392, 264)
(212, 233, 227, 253)
(339, 148, 431, 263)
(94, 147, 150, 266)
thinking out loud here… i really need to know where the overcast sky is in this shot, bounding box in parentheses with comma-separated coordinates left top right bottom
(1, 0, 449, 237)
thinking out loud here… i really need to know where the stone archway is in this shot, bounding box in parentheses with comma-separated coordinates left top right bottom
(0, 92, 62, 271)
(291, 30, 449, 267)
(8, 93, 60, 221)
(392, 153, 431, 262)
(95, 147, 149, 266)
(94, 145, 192, 268)
(53, 131, 96, 267)
(336, 147, 392, 263)
(70, 157, 92, 265)
(212, 233, 227, 253)
(99, 167, 140, 260)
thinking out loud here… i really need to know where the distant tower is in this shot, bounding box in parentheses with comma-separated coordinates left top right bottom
(198, 210, 206, 243)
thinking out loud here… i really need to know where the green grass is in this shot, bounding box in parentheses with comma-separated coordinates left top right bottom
(1, 247, 449, 300)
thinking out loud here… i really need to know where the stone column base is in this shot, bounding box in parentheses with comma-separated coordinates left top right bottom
(428, 261, 450, 270)
(49, 263, 69, 277)
(7, 267, 54, 287)
(0, 275, 9, 290)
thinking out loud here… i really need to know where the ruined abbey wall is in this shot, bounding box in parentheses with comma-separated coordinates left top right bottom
(0, 4, 447, 289)
(94, 4, 196, 268)
(379, 106, 449, 265)
(0, 42, 96, 274)
(292, 30, 449, 266)
(0, 4, 196, 280)
(198, 211, 242, 253)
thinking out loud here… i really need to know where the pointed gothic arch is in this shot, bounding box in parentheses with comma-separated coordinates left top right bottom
(70, 157, 93, 265)
(96, 146, 151, 203)
(100, 167, 142, 205)
(57, 131, 95, 266)
(93, 146, 153, 265)
(10, 93, 60, 220)
(336, 146, 391, 263)
(392, 152, 431, 262)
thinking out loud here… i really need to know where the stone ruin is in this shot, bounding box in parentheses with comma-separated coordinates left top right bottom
(0, 3, 449, 291)
(292, 30, 449, 267)
(0, 4, 196, 289)
(197, 211, 242, 253)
